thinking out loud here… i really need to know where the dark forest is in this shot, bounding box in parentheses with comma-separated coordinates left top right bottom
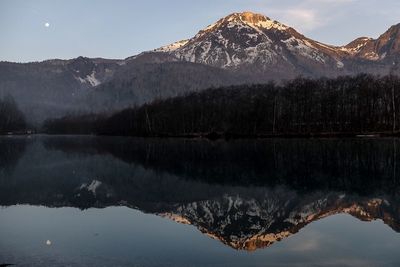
(43, 74, 400, 137)
(0, 95, 26, 134)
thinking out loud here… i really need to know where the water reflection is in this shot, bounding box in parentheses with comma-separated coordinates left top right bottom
(0, 136, 27, 174)
(1, 136, 400, 254)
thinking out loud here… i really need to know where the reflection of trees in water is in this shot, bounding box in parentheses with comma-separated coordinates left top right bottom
(0, 137, 27, 174)
(44, 137, 400, 195)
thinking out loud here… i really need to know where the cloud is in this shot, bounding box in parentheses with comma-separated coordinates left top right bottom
(272, 8, 320, 32)
(251, 0, 358, 33)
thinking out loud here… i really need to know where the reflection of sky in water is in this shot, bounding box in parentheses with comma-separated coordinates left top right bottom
(1, 206, 400, 267)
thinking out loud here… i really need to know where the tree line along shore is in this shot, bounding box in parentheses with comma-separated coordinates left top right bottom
(4, 74, 400, 139)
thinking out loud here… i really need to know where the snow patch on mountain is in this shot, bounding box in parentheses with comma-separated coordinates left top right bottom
(155, 39, 189, 52)
(227, 12, 288, 32)
(76, 71, 101, 87)
(283, 37, 326, 63)
(340, 37, 374, 55)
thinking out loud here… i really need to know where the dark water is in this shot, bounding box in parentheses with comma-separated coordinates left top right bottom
(1, 136, 400, 267)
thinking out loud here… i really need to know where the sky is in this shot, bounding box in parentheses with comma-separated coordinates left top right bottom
(1, 0, 400, 62)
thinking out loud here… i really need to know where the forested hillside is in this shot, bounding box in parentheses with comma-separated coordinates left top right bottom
(43, 74, 400, 137)
(0, 95, 26, 134)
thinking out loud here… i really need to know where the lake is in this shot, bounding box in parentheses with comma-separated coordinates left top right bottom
(1, 135, 400, 267)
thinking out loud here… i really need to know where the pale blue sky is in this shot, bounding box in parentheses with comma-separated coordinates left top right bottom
(1, 0, 400, 62)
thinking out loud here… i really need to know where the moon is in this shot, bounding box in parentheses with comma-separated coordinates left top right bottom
(44, 22, 50, 28)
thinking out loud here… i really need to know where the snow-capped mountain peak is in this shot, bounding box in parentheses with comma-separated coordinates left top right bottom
(192, 12, 287, 39)
(147, 11, 400, 80)
(224, 12, 288, 31)
(153, 11, 346, 75)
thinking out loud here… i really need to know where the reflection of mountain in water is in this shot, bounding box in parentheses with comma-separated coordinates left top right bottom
(159, 191, 400, 251)
(1, 136, 400, 251)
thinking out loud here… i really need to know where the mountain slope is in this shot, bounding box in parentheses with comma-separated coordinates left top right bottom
(86, 57, 248, 112)
(156, 12, 349, 78)
(156, 12, 400, 78)
(343, 24, 400, 62)
(0, 57, 122, 122)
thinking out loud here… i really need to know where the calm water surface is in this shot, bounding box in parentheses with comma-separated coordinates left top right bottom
(1, 136, 400, 267)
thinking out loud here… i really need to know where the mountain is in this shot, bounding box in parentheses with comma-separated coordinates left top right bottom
(343, 24, 400, 62)
(87, 13, 400, 114)
(155, 12, 400, 77)
(155, 12, 348, 78)
(1, 11, 400, 122)
(0, 57, 122, 122)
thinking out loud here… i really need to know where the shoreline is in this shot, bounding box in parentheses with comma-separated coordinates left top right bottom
(3, 131, 400, 140)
